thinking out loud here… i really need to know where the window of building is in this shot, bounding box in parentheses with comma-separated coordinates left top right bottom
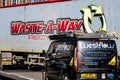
(10, 0, 20, 5)
(31, 0, 40, 2)
(31, 0, 69, 3)
(23, 0, 27, 3)
(0, 0, 71, 8)
(2, 0, 6, 6)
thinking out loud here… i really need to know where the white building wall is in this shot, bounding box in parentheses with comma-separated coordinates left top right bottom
(0, 0, 120, 52)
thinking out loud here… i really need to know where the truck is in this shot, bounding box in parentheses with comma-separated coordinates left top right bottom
(0, 51, 45, 70)
(42, 31, 119, 80)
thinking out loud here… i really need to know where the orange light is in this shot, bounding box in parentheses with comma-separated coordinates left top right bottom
(80, 61, 87, 65)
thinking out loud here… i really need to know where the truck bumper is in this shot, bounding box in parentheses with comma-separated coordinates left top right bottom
(76, 72, 117, 80)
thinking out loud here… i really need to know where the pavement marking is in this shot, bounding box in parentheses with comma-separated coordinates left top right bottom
(0, 71, 34, 80)
(10, 73, 34, 80)
(0, 71, 11, 75)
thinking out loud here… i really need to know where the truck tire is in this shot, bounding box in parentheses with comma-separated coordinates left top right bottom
(28, 65, 30, 70)
(0, 65, 3, 70)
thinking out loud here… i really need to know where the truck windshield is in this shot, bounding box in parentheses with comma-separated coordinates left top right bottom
(47, 40, 74, 58)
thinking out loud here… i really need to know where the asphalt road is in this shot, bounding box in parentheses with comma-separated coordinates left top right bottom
(0, 70, 42, 80)
(0, 70, 120, 80)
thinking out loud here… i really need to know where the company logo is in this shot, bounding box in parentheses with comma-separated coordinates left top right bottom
(81, 5, 107, 33)
(11, 5, 107, 40)
(11, 19, 83, 35)
(79, 42, 114, 49)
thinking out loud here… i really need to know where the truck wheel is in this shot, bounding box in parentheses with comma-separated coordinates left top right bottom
(0, 65, 3, 70)
(28, 65, 30, 70)
(62, 73, 69, 80)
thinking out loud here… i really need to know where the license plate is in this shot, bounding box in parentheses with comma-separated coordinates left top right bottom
(81, 73, 97, 79)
